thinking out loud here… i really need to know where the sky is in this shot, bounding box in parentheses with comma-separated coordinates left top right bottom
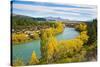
(12, 1, 97, 21)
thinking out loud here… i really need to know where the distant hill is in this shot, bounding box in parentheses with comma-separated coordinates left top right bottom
(12, 14, 47, 21)
(12, 13, 96, 22)
(45, 16, 65, 21)
(12, 14, 67, 21)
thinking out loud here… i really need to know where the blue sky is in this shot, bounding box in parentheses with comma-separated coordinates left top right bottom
(12, 1, 97, 21)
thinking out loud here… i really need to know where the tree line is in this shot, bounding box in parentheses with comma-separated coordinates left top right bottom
(12, 19, 97, 66)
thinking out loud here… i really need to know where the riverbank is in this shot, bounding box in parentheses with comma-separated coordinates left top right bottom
(12, 22, 64, 44)
(12, 27, 79, 64)
(12, 21, 97, 66)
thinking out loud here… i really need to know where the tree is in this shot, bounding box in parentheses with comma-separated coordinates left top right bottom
(55, 22, 64, 34)
(40, 27, 56, 57)
(75, 23, 87, 31)
(29, 51, 39, 65)
(76, 31, 89, 43)
(12, 33, 29, 44)
(58, 38, 84, 58)
(40, 29, 49, 58)
(46, 36, 58, 63)
(87, 19, 97, 44)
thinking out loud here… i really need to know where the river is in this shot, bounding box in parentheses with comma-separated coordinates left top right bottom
(12, 27, 79, 63)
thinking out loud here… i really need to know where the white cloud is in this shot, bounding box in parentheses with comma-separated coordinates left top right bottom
(13, 3, 97, 21)
(13, 4, 82, 15)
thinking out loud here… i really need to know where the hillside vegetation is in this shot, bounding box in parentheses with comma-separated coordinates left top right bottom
(12, 15, 97, 66)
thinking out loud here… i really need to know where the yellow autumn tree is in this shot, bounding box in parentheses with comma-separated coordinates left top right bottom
(58, 38, 84, 58)
(76, 31, 89, 43)
(40, 28, 55, 58)
(46, 28, 55, 37)
(29, 51, 39, 65)
(40, 29, 49, 58)
(46, 36, 58, 63)
(75, 23, 87, 31)
(32, 31, 40, 39)
(12, 33, 29, 44)
(55, 22, 64, 34)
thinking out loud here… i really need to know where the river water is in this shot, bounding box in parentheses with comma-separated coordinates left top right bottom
(12, 27, 79, 63)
